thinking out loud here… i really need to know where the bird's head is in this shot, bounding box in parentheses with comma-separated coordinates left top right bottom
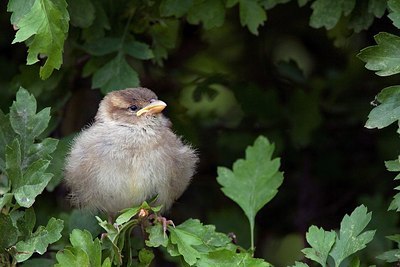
(95, 87, 167, 126)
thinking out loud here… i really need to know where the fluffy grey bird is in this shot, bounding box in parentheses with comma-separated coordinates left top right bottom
(64, 87, 198, 215)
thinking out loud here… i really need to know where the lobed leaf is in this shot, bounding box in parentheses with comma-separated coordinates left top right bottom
(69, 229, 102, 267)
(302, 226, 335, 267)
(0, 213, 18, 249)
(11, 0, 69, 79)
(388, 0, 400, 29)
(239, 0, 267, 35)
(92, 55, 140, 94)
(329, 205, 375, 267)
(358, 32, 400, 76)
(160, 0, 193, 17)
(187, 0, 226, 29)
(67, 0, 95, 28)
(196, 249, 271, 267)
(15, 218, 64, 262)
(310, 0, 356, 30)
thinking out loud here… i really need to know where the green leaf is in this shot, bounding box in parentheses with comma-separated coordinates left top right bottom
(16, 207, 36, 239)
(368, 0, 387, 18)
(67, 0, 95, 28)
(261, 0, 291, 10)
(15, 217, 64, 262)
(389, 192, 400, 211)
(123, 40, 154, 60)
(13, 159, 53, 207)
(329, 205, 375, 267)
(217, 135, 284, 250)
(290, 262, 309, 267)
(358, 32, 400, 76)
(115, 206, 141, 225)
(82, 37, 120, 56)
(146, 223, 169, 247)
(365, 86, 400, 129)
(12, 0, 69, 79)
(7, 0, 35, 25)
(55, 247, 90, 267)
(21, 258, 55, 267)
(302, 226, 336, 267)
(187, 0, 225, 29)
(169, 227, 203, 265)
(160, 0, 193, 17)
(389, 0, 400, 29)
(149, 19, 179, 64)
(377, 249, 400, 262)
(310, 0, 356, 30)
(239, 0, 267, 35)
(102, 258, 112, 267)
(92, 55, 140, 94)
(0, 193, 13, 210)
(0, 110, 14, 172)
(138, 248, 154, 267)
(197, 249, 271, 267)
(69, 229, 102, 267)
(0, 213, 18, 249)
(6, 139, 22, 191)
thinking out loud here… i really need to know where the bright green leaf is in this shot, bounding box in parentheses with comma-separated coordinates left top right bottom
(15, 217, 64, 262)
(197, 249, 271, 267)
(102, 258, 112, 267)
(92, 55, 140, 94)
(67, 0, 95, 28)
(187, 0, 225, 29)
(358, 32, 400, 76)
(310, 0, 356, 29)
(239, 0, 267, 35)
(169, 227, 203, 265)
(388, 0, 400, 29)
(115, 207, 141, 225)
(138, 248, 154, 267)
(55, 247, 90, 267)
(12, 0, 69, 79)
(0, 213, 18, 249)
(123, 40, 154, 60)
(69, 229, 102, 267)
(389, 192, 400, 211)
(0, 193, 13, 210)
(217, 136, 284, 250)
(146, 223, 169, 247)
(160, 0, 193, 17)
(302, 226, 335, 267)
(329, 205, 375, 267)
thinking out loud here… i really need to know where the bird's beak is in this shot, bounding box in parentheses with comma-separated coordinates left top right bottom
(136, 100, 167, 117)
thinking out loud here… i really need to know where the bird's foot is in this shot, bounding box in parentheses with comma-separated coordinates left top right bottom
(149, 214, 175, 237)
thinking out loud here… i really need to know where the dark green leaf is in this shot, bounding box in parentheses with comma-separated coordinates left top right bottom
(123, 40, 154, 60)
(310, 0, 356, 29)
(169, 226, 203, 265)
(290, 262, 309, 267)
(358, 32, 400, 76)
(15, 218, 64, 262)
(388, 0, 400, 29)
(329, 205, 375, 267)
(92, 55, 140, 94)
(261, 0, 291, 10)
(6, 139, 22, 191)
(0, 193, 13, 210)
(160, 0, 193, 17)
(16, 207, 36, 239)
(348, 1, 374, 32)
(0, 213, 18, 249)
(82, 37, 121, 56)
(67, 0, 95, 28)
(239, 0, 267, 35)
(7, 0, 35, 25)
(12, 0, 69, 79)
(187, 0, 225, 29)
(302, 226, 335, 267)
(21, 258, 55, 267)
(146, 223, 169, 247)
(149, 19, 179, 64)
(377, 249, 400, 262)
(368, 0, 387, 18)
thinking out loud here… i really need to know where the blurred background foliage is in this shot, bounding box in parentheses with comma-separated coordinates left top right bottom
(2, 0, 400, 265)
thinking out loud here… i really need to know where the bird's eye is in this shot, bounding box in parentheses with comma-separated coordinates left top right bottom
(128, 105, 138, 111)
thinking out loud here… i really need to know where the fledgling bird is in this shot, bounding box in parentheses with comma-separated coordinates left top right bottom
(64, 87, 198, 215)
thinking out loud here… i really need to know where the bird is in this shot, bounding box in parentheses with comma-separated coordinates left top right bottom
(64, 87, 198, 217)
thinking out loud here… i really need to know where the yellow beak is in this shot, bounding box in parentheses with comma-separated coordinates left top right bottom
(136, 100, 167, 117)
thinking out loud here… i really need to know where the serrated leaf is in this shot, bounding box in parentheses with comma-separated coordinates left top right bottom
(115, 206, 141, 225)
(92, 55, 140, 94)
(123, 40, 154, 60)
(160, 0, 193, 17)
(358, 32, 400, 76)
(197, 249, 271, 267)
(6, 139, 22, 190)
(16, 207, 36, 239)
(149, 19, 179, 64)
(69, 229, 102, 267)
(0, 213, 18, 249)
(146, 223, 169, 247)
(138, 248, 154, 267)
(7, 0, 35, 25)
(0, 110, 14, 172)
(348, 1, 374, 32)
(368, 0, 387, 18)
(310, 0, 356, 30)
(389, 0, 400, 29)
(169, 227, 203, 265)
(0, 193, 13, 210)
(15, 217, 64, 262)
(12, 0, 69, 79)
(377, 249, 400, 262)
(329, 205, 375, 267)
(239, 0, 267, 35)
(67, 0, 95, 28)
(389, 192, 400, 211)
(187, 0, 225, 29)
(302, 226, 335, 267)
(82, 37, 120, 56)
(365, 86, 400, 129)
(217, 136, 284, 249)
(13, 159, 53, 207)
(25, 137, 58, 169)
(55, 247, 90, 267)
